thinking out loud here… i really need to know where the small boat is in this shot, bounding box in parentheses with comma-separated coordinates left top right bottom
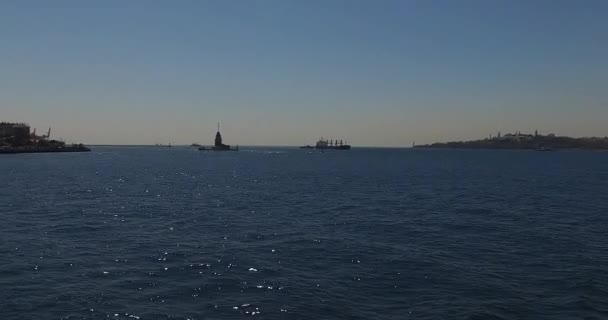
(535, 146, 556, 152)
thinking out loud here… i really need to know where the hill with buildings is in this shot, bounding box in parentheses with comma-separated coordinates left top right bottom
(0, 122, 89, 153)
(415, 131, 608, 150)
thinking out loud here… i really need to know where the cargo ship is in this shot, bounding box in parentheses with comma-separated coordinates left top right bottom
(301, 138, 351, 150)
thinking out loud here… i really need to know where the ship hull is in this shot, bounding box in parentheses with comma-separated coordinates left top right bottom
(315, 145, 351, 150)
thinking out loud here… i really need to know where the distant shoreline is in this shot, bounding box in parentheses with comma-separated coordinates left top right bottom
(0, 145, 90, 154)
(415, 133, 608, 151)
(87, 145, 416, 149)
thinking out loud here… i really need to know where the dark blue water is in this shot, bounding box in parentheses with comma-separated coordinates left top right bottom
(1, 147, 607, 320)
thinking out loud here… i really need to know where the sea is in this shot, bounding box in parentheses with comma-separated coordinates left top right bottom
(1, 147, 607, 320)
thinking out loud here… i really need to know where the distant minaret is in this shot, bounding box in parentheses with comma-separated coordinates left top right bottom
(215, 122, 223, 146)
(535, 130, 538, 137)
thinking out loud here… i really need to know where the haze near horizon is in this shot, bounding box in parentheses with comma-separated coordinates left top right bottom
(1, 0, 607, 146)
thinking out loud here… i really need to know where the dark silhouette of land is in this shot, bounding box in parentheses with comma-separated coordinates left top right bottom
(415, 131, 608, 150)
(0, 122, 90, 154)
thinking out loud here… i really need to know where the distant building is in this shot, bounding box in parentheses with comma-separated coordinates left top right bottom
(211, 122, 235, 151)
(0, 122, 31, 145)
(214, 128, 223, 147)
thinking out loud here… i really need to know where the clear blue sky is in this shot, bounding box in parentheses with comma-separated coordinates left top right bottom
(1, 0, 607, 146)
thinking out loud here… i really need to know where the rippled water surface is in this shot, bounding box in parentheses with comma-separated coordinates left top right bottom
(1, 147, 607, 319)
